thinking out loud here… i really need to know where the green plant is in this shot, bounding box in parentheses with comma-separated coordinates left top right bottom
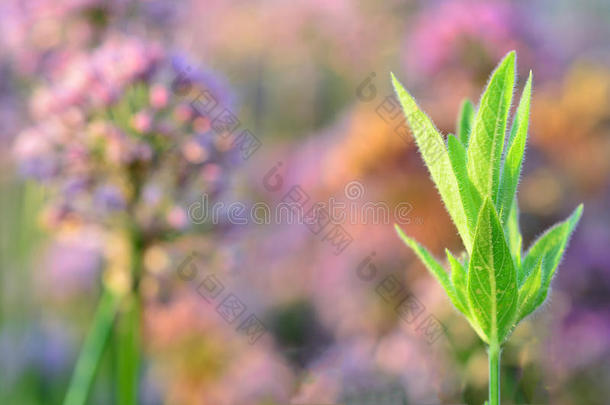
(392, 51, 583, 405)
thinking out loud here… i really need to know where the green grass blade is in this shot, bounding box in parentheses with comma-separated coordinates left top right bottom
(467, 51, 516, 203)
(392, 74, 472, 252)
(497, 72, 532, 224)
(457, 99, 475, 146)
(64, 288, 120, 405)
(467, 199, 518, 344)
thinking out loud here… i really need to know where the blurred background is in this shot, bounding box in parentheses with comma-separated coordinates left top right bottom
(1, 0, 609, 404)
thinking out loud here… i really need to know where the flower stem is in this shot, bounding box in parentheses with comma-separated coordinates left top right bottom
(116, 228, 144, 405)
(115, 294, 140, 405)
(488, 342, 501, 405)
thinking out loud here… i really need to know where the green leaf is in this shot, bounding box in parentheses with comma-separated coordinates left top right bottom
(447, 249, 489, 341)
(64, 288, 120, 405)
(496, 72, 532, 224)
(467, 199, 518, 344)
(391, 53, 583, 358)
(395, 225, 462, 310)
(517, 258, 543, 321)
(446, 249, 469, 316)
(519, 205, 583, 299)
(448, 134, 482, 236)
(505, 199, 522, 269)
(457, 99, 475, 146)
(467, 51, 516, 203)
(392, 74, 472, 252)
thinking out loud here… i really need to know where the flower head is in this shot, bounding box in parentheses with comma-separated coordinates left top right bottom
(14, 35, 236, 238)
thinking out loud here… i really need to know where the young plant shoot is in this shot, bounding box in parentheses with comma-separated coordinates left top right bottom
(392, 51, 583, 405)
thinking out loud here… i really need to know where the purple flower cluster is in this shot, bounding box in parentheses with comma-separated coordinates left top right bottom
(13, 34, 236, 236)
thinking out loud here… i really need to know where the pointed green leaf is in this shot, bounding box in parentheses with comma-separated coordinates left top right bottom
(467, 51, 516, 203)
(448, 134, 482, 235)
(497, 72, 532, 224)
(392, 74, 472, 252)
(505, 199, 522, 269)
(467, 199, 518, 343)
(517, 258, 543, 321)
(519, 205, 583, 301)
(457, 99, 475, 146)
(446, 249, 469, 316)
(447, 249, 488, 341)
(64, 288, 120, 405)
(395, 225, 464, 311)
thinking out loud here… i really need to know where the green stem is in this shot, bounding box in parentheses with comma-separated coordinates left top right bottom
(488, 342, 501, 405)
(115, 228, 144, 405)
(115, 293, 140, 405)
(63, 288, 120, 405)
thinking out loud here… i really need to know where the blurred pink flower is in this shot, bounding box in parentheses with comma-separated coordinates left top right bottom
(404, 0, 547, 80)
(13, 34, 236, 236)
(0, 0, 187, 77)
(145, 291, 294, 405)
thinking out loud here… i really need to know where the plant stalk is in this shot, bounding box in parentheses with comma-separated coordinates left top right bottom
(115, 294, 140, 405)
(488, 342, 501, 405)
(116, 227, 144, 405)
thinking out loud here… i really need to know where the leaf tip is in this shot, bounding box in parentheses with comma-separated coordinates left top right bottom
(500, 50, 517, 75)
(460, 98, 474, 110)
(394, 223, 409, 242)
(390, 72, 401, 89)
(570, 203, 584, 226)
(523, 70, 533, 95)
